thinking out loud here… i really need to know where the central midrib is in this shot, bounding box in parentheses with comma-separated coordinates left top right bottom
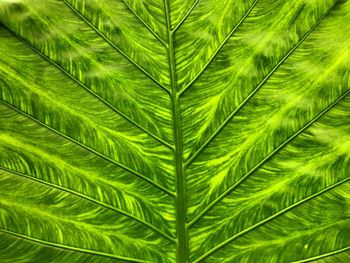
(164, 1, 188, 262)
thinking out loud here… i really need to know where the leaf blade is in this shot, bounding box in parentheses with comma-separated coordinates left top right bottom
(1, 0, 349, 262)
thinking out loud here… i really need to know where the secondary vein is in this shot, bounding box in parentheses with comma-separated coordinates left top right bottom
(0, 229, 151, 263)
(178, 0, 258, 97)
(62, 0, 170, 95)
(184, 7, 331, 167)
(192, 177, 350, 262)
(1, 100, 176, 198)
(119, 0, 168, 47)
(187, 87, 350, 228)
(2, 25, 173, 150)
(0, 166, 176, 242)
(172, 0, 199, 32)
(291, 246, 350, 263)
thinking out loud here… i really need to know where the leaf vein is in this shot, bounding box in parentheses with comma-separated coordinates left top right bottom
(0, 166, 176, 243)
(1, 100, 176, 197)
(0, 229, 151, 263)
(187, 87, 350, 227)
(192, 177, 350, 263)
(291, 245, 350, 263)
(119, 0, 168, 47)
(172, 0, 199, 32)
(178, 0, 257, 96)
(1, 25, 173, 150)
(184, 7, 331, 166)
(164, 0, 188, 260)
(62, 0, 170, 94)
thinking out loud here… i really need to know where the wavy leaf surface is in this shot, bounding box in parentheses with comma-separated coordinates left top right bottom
(0, 0, 349, 262)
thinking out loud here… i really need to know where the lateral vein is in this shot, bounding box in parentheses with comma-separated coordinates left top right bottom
(0, 229, 151, 263)
(184, 8, 331, 167)
(62, 0, 170, 94)
(187, 87, 350, 228)
(119, 0, 168, 47)
(192, 177, 350, 263)
(172, 0, 199, 32)
(291, 246, 350, 263)
(1, 100, 176, 198)
(1, 25, 173, 150)
(0, 166, 176, 243)
(178, 0, 258, 96)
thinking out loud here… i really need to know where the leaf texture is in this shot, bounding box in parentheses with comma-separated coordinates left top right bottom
(0, 0, 349, 262)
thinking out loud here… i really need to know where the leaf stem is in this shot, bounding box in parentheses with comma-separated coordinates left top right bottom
(164, 0, 188, 262)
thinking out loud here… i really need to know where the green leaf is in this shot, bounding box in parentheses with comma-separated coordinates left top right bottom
(0, 0, 349, 262)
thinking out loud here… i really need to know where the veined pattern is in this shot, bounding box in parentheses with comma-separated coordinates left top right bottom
(0, 0, 349, 262)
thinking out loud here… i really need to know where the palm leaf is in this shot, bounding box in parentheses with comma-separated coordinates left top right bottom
(0, 0, 349, 262)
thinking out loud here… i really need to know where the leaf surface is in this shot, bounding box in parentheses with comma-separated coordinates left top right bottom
(0, 0, 349, 262)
